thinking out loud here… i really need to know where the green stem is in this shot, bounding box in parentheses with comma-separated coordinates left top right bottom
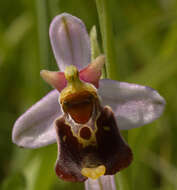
(90, 26, 101, 61)
(90, 25, 107, 78)
(95, 1, 131, 190)
(95, 0, 118, 80)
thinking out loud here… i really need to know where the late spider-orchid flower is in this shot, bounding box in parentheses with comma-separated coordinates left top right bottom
(12, 13, 165, 187)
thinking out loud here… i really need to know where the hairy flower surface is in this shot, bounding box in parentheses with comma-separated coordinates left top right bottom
(12, 13, 165, 183)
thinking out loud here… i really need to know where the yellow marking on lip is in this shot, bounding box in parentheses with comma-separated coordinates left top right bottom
(81, 165, 106, 180)
(63, 135, 67, 142)
(103, 126, 110, 131)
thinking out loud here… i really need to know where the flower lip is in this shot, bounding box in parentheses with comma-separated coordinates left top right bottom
(54, 106, 133, 182)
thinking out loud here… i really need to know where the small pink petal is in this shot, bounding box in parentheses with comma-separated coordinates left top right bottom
(40, 70, 67, 92)
(80, 55, 105, 88)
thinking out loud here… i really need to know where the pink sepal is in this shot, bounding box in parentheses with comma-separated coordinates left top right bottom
(80, 55, 105, 88)
(52, 72, 67, 92)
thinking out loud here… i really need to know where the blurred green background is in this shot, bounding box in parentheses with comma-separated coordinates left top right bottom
(0, 0, 176, 189)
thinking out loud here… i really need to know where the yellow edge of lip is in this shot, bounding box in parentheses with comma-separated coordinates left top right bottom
(81, 165, 106, 180)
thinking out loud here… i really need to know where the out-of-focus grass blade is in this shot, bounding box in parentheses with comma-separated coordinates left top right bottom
(23, 145, 57, 190)
(0, 14, 32, 62)
(1, 172, 26, 190)
(142, 149, 177, 188)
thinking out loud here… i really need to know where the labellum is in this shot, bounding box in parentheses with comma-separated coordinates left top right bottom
(54, 65, 133, 182)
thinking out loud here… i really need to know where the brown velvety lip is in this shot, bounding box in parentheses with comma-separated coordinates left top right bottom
(54, 106, 133, 182)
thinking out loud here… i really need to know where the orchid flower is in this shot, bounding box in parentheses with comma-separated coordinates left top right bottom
(12, 13, 165, 189)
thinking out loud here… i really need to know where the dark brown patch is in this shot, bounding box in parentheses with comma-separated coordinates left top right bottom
(96, 106, 133, 174)
(79, 127, 92, 140)
(55, 117, 86, 182)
